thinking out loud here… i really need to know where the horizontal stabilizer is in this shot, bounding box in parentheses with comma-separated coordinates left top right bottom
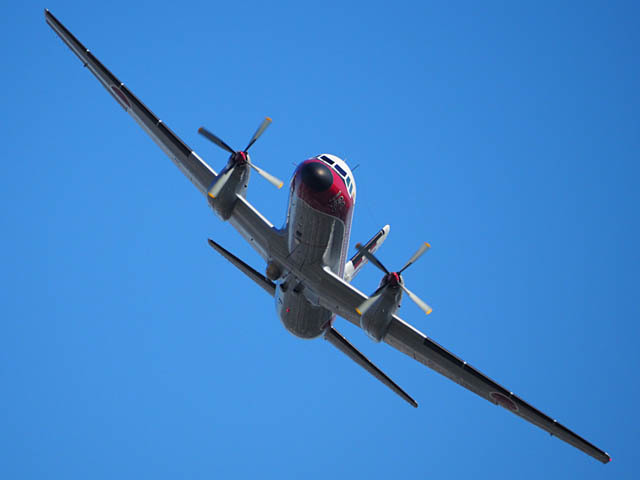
(344, 225, 390, 283)
(207, 239, 276, 296)
(324, 326, 417, 408)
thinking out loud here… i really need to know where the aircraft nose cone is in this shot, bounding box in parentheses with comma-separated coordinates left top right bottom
(300, 162, 333, 192)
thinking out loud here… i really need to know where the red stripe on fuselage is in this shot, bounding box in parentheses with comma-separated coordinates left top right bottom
(293, 159, 353, 222)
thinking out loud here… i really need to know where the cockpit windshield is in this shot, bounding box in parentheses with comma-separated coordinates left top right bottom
(317, 154, 355, 199)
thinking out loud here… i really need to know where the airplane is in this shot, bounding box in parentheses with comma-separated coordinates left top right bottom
(44, 9, 610, 464)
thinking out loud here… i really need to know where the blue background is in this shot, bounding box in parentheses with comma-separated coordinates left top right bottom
(2, 1, 638, 478)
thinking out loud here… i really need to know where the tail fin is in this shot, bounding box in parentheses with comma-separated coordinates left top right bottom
(324, 326, 417, 407)
(343, 225, 390, 283)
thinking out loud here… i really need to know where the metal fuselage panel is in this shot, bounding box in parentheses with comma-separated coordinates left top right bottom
(275, 157, 355, 339)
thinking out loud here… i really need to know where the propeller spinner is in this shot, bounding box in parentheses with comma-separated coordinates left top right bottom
(355, 242, 433, 316)
(198, 117, 283, 198)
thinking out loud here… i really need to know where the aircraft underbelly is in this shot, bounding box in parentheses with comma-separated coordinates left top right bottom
(276, 285, 333, 339)
(276, 195, 351, 339)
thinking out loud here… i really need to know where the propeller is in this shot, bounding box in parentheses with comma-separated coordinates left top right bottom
(355, 242, 432, 316)
(198, 117, 284, 198)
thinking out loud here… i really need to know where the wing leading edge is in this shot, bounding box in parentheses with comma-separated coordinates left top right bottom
(44, 9, 216, 195)
(383, 318, 611, 463)
(45, 9, 284, 262)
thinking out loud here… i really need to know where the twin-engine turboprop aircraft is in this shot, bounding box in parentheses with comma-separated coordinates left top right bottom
(45, 9, 610, 464)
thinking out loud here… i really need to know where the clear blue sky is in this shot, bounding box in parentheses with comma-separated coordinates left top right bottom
(1, 1, 638, 478)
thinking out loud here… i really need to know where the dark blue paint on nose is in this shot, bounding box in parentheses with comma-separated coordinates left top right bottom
(301, 162, 333, 192)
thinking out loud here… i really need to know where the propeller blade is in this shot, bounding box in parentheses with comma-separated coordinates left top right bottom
(244, 117, 272, 152)
(208, 166, 235, 199)
(398, 242, 431, 274)
(198, 127, 235, 155)
(356, 293, 381, 316)
(360, 249, 389, 275)
(401, 284, 432, 315)
(247, 160, 284, 189)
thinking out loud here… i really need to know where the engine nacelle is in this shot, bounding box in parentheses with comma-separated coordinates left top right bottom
(207, 162, 250, 220)
(359, 286, 402, 342)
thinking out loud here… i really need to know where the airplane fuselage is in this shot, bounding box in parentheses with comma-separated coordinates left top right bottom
(275, 155, 356, 338)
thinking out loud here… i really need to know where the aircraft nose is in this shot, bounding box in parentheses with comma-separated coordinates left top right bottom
(300, 162, 333, 192)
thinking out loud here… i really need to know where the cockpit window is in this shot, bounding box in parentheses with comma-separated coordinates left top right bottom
(317, 155, 355, 198)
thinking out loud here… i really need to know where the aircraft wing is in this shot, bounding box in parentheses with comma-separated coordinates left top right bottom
(45, 9, 282, 261)
(44, 10, 216, 195)
(314, 268, 611, 464)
